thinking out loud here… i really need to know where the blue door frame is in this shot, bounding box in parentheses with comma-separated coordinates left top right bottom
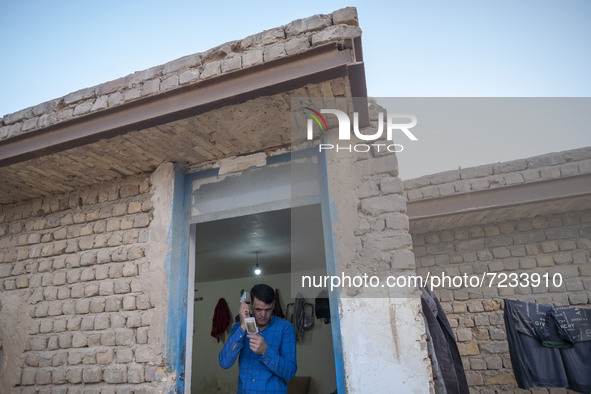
(165, 151, 346, 393)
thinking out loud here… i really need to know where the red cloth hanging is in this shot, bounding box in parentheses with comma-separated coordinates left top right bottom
(211, 297, 231, 342)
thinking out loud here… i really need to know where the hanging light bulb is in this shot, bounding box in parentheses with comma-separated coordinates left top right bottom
(254, 252, 262, 275)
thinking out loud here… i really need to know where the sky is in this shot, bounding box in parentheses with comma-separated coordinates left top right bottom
(1, 1, 590, 178)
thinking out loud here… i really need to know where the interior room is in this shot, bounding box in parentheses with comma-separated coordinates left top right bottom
(190, 205, 337, 394)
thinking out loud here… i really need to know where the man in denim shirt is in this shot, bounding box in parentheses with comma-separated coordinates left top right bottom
(219, 284, 297, 393)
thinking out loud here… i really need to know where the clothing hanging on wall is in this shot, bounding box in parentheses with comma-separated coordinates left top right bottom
(293, 293, 306, 342)
(211, 297, 231, 343)
(422, 310, 447, 394)
(274, 288, 285, 318)
(315, 289, 331, 324)
(504, 299, 591, 393)
(420, 287, 469, 394)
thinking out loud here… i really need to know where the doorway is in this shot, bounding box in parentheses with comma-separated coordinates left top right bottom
(189, 205, 337, 393)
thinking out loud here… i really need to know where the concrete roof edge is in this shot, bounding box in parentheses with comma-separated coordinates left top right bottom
(404, 146, 591, 202)
(0, 7, 361, 142)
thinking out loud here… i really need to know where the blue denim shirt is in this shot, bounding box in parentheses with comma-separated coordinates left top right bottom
(219, 316, 297, 393)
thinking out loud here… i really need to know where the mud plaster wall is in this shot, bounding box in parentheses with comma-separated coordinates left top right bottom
(0, 162, 178, 392)
(322, 108, 432, 393)
(413, 209, 591, 393)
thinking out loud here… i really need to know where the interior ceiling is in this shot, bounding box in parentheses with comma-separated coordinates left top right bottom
(194, 204, 326, 283)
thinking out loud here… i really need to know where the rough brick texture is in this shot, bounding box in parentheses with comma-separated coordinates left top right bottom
(0, 7, 361, 141)
(404, 147, 591, 201)
(327, 103, 418, 297)
(413, 210, 591, 393)
(320, 102, 432, 392)
(0, 173, 172, 392)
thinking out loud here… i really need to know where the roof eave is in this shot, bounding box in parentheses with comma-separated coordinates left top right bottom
(0, 39, 367, 167)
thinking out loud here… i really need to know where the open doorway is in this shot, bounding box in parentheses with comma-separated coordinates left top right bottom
(189, 205, 337, 393)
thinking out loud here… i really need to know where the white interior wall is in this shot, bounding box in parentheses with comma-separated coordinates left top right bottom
(191, 272, 337, 394)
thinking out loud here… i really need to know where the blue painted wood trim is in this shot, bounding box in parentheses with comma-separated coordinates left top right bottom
(317, 149, 347, 394)
(165, 165, 190, 393)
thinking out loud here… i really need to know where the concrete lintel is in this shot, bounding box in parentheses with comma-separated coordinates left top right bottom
(407, 173, 591, 221)
(0, 42, 364, 167)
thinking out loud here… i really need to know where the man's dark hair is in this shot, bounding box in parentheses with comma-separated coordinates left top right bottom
(251, 284, 275, 305)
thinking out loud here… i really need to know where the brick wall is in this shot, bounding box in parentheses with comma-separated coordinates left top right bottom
(0, 172, 175, 393)
(413, 209, 591, 393)
(0, 7, 360, 142)
(320, 101, 432, 392)
(404, 147, 591, 202)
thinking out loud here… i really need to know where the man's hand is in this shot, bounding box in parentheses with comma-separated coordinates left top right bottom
(239, 300, 250, 332)
(247, 333, 268, 355)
